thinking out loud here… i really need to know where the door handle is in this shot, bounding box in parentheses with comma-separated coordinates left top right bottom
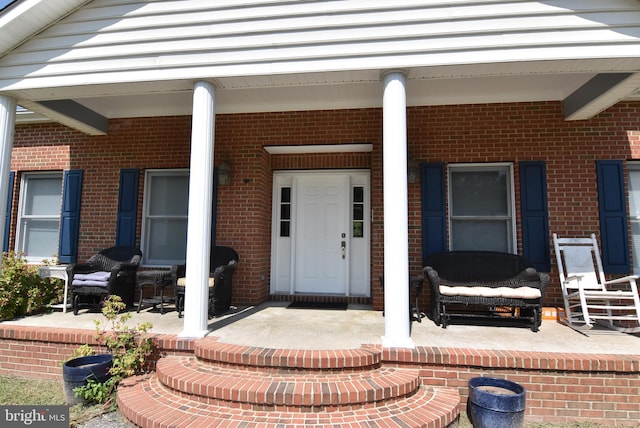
(341, 240, 346, 259)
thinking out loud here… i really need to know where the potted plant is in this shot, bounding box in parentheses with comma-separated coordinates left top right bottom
(62, 295, 156, 406)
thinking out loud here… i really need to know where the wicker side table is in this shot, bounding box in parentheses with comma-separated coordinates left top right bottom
(136, 270, 172, 314)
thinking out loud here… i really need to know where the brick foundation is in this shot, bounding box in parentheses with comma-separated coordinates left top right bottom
(0, 324, 637, 425)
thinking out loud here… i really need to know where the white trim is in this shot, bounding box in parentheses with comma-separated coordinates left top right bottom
(264, 143, 372, 155)
(15, 171, 63, 263)
(270, 169, 370, 297)
(140, 168, 189, 267)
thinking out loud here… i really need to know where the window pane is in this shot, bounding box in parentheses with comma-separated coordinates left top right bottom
(280, 221, 290, 237)
(353, 187, 363, 203)
(24, 177, 62, 216)
(21, 220, 59, 258)
(629, 170, 640, 216)
(281, 187, 291, 203)
(353, 221, 363, 238)
(628, 168, 640, 273)
(353, 204, 363, 221)
(281, 204, 290, 220)
(451, 219, 511, 252)
(149, 175, 189, 216)
(146, 219, 187, 262)
(632, 221, 640, 273)
(451, 170, 508, 216)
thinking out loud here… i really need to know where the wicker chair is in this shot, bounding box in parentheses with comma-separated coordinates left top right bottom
(68, 246, 142, 315)
(171, 246, 239, 318)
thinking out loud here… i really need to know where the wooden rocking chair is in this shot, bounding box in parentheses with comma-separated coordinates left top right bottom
(552, 233, 640, 333)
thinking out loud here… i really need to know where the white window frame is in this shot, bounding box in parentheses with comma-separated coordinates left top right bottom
(15, 171, 63, 263)
(141, 169, 189, 266)
(627, 162, 640, 273)
(447, 162, 516, 253)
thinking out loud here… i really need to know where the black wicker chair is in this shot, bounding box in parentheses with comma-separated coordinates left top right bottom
(171, 246, 239, 318)
(68, 246, 142, 315)
(423, 251, 549, 332)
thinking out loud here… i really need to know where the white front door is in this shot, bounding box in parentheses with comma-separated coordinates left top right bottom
(270, 170, 370, 297)
(294, 174, 349, 294)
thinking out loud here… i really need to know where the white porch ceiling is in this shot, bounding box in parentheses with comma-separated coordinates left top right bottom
(13, 66, 615, 133)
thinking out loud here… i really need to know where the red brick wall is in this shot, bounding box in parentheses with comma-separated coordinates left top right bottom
(0, 325, 194, 380)
(11, 102, 640, 310)
(384, 346, 640, 426)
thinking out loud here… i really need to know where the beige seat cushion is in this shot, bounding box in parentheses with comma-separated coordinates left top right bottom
(177, 277, 215, 288)
(439, 285, 540, 299)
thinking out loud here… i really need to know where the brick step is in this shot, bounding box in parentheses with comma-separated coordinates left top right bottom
(156, 355, 420, 410)
(194, 338, 381, 371)
(118, 374, 460, 428)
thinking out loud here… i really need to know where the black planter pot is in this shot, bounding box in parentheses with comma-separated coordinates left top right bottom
(62, 354, 113, 405)
(468, 377, 526, 428)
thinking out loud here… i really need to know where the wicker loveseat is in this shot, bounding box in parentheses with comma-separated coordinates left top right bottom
(423, 251, 549, 332)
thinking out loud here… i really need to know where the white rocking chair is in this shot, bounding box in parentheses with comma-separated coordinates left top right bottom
(552, 233, 640, 333)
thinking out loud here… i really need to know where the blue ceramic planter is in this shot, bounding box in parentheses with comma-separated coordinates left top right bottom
(468, 377, 526, 428)
(62, 354, 113, 405)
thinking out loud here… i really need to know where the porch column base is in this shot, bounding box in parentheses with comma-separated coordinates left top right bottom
(381, 335, 415, 349)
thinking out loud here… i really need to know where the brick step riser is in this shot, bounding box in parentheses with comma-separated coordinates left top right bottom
(194, 340, 382, 372)
(159, 383, 422, 413)
(156, 356, 421, 409)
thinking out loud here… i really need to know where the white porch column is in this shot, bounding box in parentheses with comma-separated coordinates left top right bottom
(381, 70, 414, 349)
(180, 81, 216, 338)
(0, 95, 17, 269)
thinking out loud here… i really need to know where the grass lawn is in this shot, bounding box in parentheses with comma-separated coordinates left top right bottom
(0, 374, 621, 428)
(0, 375, 113, 427)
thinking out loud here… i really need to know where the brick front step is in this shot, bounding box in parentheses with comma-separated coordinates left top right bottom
(119, 338, 460, 427)
(195, 337, 382, 371)
(118, 374, 460, 428)
(156, 355, 420, 410)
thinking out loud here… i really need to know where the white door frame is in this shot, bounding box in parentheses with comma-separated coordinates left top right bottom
(270, 169, 370, 297)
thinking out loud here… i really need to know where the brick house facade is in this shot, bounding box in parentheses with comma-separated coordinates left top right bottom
(9, 100, 640, 312)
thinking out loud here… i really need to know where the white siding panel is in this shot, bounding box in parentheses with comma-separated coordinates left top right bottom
(2, 0, 640, 90)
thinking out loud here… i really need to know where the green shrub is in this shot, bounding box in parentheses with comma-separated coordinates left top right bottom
(73, 295, 156, 406)
(0, 252, 63, 320)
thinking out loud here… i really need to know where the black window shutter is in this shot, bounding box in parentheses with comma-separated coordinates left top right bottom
(421, 162, 446, 263)
(3, 171, 14, 252)
(596, 160, 630, 274)
(58, 170, 83, 264)
(519, 161, 550, 272)
(116, 168, 139, 247)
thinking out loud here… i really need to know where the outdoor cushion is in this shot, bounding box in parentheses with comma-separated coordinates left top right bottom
(439, 285, 541, 299)
(72, 271, 111, 287)
(177, 277, 215, 288)
(73, 272, 111, 281)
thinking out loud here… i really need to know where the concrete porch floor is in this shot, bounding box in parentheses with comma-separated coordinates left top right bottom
(5, 301, 640, 354)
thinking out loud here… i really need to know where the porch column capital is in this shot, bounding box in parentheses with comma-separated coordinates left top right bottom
(0, 95, 17, 263)
(381, 70, 414, 349)
(180, 81, 216, 338)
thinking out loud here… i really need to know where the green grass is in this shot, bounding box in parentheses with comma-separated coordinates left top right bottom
(0, 375, 113, 427)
